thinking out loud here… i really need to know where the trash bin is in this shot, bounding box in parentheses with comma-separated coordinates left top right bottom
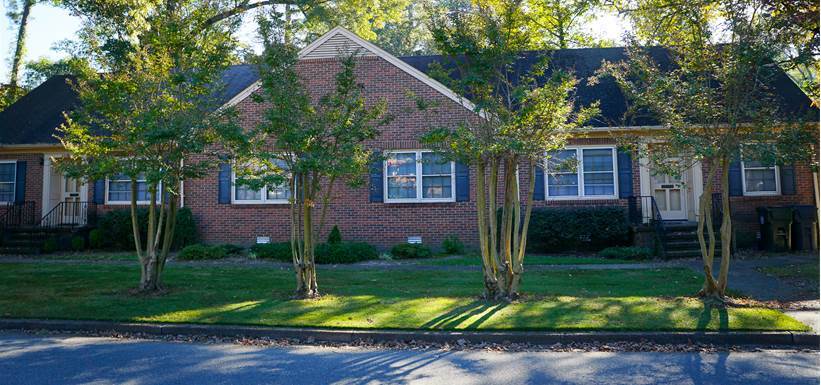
(791, 205, 818, 251)
(757, 207, 793, 252)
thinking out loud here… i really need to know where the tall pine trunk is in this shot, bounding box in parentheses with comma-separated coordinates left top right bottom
(8, 0, 34, 99)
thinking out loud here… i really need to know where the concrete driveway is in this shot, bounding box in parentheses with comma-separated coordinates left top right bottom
(0, 332, 817, 385)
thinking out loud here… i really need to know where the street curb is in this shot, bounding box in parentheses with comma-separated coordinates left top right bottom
(1, 318, 818, 347)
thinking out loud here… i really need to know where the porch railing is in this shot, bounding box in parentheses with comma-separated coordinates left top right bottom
(627, 195, 667, 258)
(0, 201, 38, 233)
(38, 201, 97, 230)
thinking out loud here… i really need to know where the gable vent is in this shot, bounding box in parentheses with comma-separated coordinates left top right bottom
(301, 33, 376, 60)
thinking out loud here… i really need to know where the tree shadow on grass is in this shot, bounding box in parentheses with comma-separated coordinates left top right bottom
(696, 301, 729, 331)
(421, 301, 508, 330)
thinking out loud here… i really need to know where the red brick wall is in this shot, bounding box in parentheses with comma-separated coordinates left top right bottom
(0, 153, 44, 218)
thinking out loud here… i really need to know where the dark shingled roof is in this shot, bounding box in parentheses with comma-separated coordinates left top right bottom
(0, 65, 261, 146)
(399, 47, 818, 127)
(0, 48, 816, 145)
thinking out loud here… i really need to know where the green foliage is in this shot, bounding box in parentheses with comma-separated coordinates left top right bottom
(527, 207, 630, 252)
(177, 244, 228, 260)
(327, 225, 342, 245)
(42, 237, 59, 254)
(96, 208, 198, 251)
(70, 236, 86, 251)
(441, 235, 465, 255)
(315, 242, 378, 264)
(598, 246, 654, 260)
(390, 243, 433, 259)
(250, 242, 292, 261)
(219, 244, 245, 256)
(88, 229, 104, 249)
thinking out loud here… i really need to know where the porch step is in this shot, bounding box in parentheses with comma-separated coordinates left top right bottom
(665, 249, 702, 259)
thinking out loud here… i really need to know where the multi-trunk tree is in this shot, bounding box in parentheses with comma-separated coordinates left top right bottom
(57, 0, 242, 292)
(601, 0, 817, 300)
(422, 0, 598, 300)
(230, 15, 392, 298)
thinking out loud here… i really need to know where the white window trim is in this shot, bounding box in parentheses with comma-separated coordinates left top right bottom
(0, 160, 17, 204)
(741, 161, 781, 196)
(384, 150, 456, 203)
(545, 145, 619, 200)
(230, 168, 291, 205)
(104, 175, 162, 205)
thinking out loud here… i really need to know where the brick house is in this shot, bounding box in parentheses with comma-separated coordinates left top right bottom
(0, 27, 817, 252)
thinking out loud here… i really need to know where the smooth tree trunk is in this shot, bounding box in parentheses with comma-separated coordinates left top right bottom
(290, 172, 319, 299)
(696, 156, 734, 301)
(8, 0, 34, 98)
(130, 179, 177, 294)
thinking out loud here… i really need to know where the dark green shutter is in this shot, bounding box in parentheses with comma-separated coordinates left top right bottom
(369, 154, 383, 203)
(218, 163, 231, 204)
(455, 162, 469, 202)
(728, 161, 743, 196)
(617, 150, 633, 198)
(780, 165, 796, 195)
(93, 179, 105, 204)
(533, 164, 545, 200)
(14, 161, 26, 203)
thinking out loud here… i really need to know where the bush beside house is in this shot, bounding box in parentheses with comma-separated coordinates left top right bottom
(527, 206, 630, 252)
(95, 208, 198, 251)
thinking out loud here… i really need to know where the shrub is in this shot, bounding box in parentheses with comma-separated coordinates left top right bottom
(527, 206, 630, 252)
(70, 236, 86, 251)
(96, 207, 199, 251)
(327, 225, 342, 245)
(88, 229, 104, 249)
(315, 242, 378, 264)
(177, 244, 228, 260)
(390, 243, 433, 259)
(250, 242, 292, 261)
(598, 246, 653, 260)
(42, 237, 59, 253)
(441, 235, 464, 255)
(218, 244, 244, 256)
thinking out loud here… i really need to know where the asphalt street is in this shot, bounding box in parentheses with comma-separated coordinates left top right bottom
(0, 332, 818, 385)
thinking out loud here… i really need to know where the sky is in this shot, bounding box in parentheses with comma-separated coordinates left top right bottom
(0, 4, 630, 81)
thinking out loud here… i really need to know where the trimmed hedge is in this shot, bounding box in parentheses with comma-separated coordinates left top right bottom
(442, 235, 465, 255)
(390, 243, 433, 259)
(96, 207, 199, 251)
(598, 246, 653, 260)
(527, 206, 630, 252)
(177, 244, 228, 260)
(250, 241, 378, 264)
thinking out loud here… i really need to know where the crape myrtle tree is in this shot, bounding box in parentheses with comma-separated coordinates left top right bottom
(600, 0, 817, 301)
(422, 0, 598, 300)
(230, 15, 392, 299)
(57, 0, 242, 292)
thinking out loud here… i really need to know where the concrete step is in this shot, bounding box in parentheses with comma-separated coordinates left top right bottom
(0, 246, 40, 255)
(664, 249, 702, 259)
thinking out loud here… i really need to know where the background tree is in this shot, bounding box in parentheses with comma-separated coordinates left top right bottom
(523, 0, 610, 49)
(2, 0, 55, 108)
(423, 0, 598, 300)
(600, 0, 817, 300)
(231, 14, 392, 298)
(57, 0, 242, 293)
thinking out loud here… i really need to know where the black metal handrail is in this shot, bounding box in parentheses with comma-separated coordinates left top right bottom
(0, 201, 37, 236)
(39, 201, 96, 229)
(627, 195, 667, 258)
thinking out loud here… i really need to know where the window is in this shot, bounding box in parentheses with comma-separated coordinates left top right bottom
(106, 173, 158, 204)
(0, 161, 16, 203)
(232, 159, 292, 204)
(545, 147, 617, 199)
(742, 160, 779, 195)
(385, 151, 455, 202)
(106, 174, 159, 204)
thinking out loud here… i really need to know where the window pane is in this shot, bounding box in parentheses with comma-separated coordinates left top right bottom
(584, 172, 614, 196)
(388, 176, 417, 199)
(136, 181, 151, 201)
(422, 176, 452, 198)
(547, 174, 578, 196)
(582, 149, 614, 172)
(422, 153, 450, 175)
(0, 183, 13, 202)
(108, 181, 130, 201)
(745, 169, 777, 192)
(387, 153, 416, 176)
(0, 164, 14, 183)
(267, 185, 291, 200)
(236, 185, 262, 201)
(548, 150, 577, 172)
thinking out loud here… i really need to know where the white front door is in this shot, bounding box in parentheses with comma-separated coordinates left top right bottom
(651, 171, 687, 220)
(61, 175, 84, 224)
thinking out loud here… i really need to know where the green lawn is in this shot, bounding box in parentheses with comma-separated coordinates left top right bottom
(0, 262, 807, 332)
(760, 262, 820, 283)
(422, 255, 638, 266)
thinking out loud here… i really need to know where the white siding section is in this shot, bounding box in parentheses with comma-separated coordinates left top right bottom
(301, 34, 376, 59)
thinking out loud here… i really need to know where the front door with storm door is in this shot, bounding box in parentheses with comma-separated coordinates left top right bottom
(651, 171, 687, 220)
(61, 175, 84, 225)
